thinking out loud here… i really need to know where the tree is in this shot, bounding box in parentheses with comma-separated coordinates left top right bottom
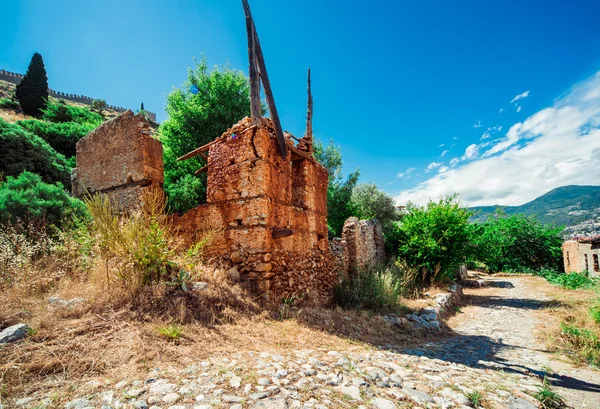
(398, 195, 472, 283)
(91, 99, 107, 116)
(472, 212, 564, 273)
(313, 139, 360, 237)
(160, 57, 251, 213)
(351, 183, 400, 227)
(16, 53, 49, 117)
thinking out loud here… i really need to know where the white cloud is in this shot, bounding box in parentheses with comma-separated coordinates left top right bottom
(440, 149, 450, 158)
(516, 105, 522, 113)
(480, 131, 491, 140)
(462, 144, 479, 160)
(438, 165, 449, 173)
(453, 136, 459, 140)
(438, 143, 445, 148)
(473, 119, 482, 128)
(396, 72, 600, 207)
(426, 162, 443, 173)
(499, 108, 505, 113)
(510, 90, 530, 103)
(397, 167, 416, 179)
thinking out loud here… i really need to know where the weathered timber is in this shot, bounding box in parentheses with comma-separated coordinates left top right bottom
(243, 0, 261, 124)
(194, 164, 209, 175)
(272, 227, 294, 238)
(177, 139, 218, 162)
(305, 68, 313, 152)
(288, 145, 313, 161)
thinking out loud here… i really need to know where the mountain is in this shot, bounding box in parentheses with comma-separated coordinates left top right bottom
(469, 186, 600, 234)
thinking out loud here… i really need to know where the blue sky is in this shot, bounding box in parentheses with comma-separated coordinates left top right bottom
(2, 0, 600, 206)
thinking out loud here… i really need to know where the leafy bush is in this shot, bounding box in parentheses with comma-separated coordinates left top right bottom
(472, 213, 564, 273)
(16, 119, 94, 158)
(538, 269, 598, 290)
(334, 265, 405, 313)
(0, 118, 72, 187)
(397, 195, 472, 284)
(0, 172, 87, 227)
(590, 300, 600, 325)
(160, 57, 251, 213)
(156, 324, 183, 340)
(15, 53, 48, 116)
(42, 99, 103, 127)
(0, 97, 20, 110)
(534, 377, 565, 409)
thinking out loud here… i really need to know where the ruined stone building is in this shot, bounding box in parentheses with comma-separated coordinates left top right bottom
(563, 236, 600, 277)
(72, 111, 163, 210)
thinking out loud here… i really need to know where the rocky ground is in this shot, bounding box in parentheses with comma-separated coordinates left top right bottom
(5, 275, 600, 409)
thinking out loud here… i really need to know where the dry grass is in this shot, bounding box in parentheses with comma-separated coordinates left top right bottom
(0, 109, 28, 123)
(0, 254, 433, 405)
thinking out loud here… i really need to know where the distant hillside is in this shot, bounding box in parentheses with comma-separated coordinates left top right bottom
(469, 186, 600, 231)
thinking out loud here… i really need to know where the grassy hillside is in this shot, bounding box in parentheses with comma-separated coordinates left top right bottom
(470, 185, 600, 227)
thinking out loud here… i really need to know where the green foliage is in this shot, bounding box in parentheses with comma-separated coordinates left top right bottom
(398, 196, 472, 283)
(589, 300, 600, 325)
(351, 183, 400, 226)
(0, 97, 20, 110)
(466, 392, 483, 408)
(16, 119, 93, 158)
(160, 57, 251, 213)
(559, 322, 600, 367)
(534, 377, 566, 409)
(16, 53, 49, 116)
(90, 99, 107, 116)
(538, 269, 599, 289)
(156, 324, 183, 340)
(333, 264, 406, 314)
(42, 99, 103, 127)
(313, 139, 360, 236)
(472, 213, 564, 273)
(0, 118, 72, 188)
(0, 172, 86, 227)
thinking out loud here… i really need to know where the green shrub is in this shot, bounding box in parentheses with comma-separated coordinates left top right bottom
(42, 99, 103, 127)
(534, 377, 565, 409)
(16, 119, 94, 158)
(589, 300, 600, 324)
(398, 195, 472, 284)
(559, 322, 600, 366)
(0, 172, 87, 227)
(472, 213, 564, 273)
(156, 324, 183, 340)
(538, 269, 598, 290)
(15, 53, 48, 116)
(160, 57, 251, 213)
(0, 98, 20, 110)
(334, 265, 405, 314)
(0, 118, 72, 188)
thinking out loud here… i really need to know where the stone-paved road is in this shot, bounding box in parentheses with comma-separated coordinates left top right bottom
(404, 276, 600, 408)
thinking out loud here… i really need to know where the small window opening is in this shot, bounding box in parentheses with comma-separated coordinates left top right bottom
(584, 254, 589, 272)
(593, 254, 599, 272)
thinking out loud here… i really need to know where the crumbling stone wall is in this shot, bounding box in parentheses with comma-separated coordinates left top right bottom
(563, 239, 600, 277)
(72, 110, 163, 210)
(175, 117, 335, 303)
(335, 217, 386, 274)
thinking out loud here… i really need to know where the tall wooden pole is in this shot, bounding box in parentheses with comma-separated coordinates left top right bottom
(305, 68, 313, 153)
(242, 0, 261, 124)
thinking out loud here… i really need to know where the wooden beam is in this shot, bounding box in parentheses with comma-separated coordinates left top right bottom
(177, 139, 218, 162)
(272, 228, 294, 238)
(242, 0, 261, 124)
(288, 145, 313, 161)
(305, 68, 313, 152)
(194, 164, 209, 175)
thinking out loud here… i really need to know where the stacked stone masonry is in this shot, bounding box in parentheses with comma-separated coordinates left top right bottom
(333, 217, 386, 275)
(72, 110, 163, 211)
(563, 238, 600, 278)
(175, 117, 335, 303)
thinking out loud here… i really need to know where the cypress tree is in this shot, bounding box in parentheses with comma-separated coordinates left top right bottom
(16, 53, 49, 117)
(141, 102, 145, 111)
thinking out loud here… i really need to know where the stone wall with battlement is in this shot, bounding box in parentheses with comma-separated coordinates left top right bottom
(0, 69, 157, 122)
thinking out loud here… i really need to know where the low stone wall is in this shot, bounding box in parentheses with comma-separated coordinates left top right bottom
(332, 217, 386, 274)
